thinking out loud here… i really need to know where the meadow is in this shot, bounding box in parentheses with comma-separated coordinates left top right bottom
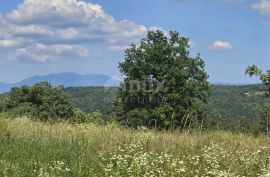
(1, 115, 270, 177)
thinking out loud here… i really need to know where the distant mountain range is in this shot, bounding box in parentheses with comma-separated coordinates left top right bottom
(0, 72, 259, 93)
(0, 73, 120, 93)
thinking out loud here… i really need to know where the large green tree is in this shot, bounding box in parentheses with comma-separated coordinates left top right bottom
(115, 30, 211, 128)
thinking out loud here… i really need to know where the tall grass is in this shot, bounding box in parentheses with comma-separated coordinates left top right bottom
(0, 116, 270, 176)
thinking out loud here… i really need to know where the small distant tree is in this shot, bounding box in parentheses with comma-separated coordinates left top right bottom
(115, 30, 211, 129)
(5, 82, 74, 120)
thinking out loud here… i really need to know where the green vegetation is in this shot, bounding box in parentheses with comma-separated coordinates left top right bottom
(64, 87, 117, 113)
(243, 65, 270, 135)
(2, 81, 74, 120)
(0, 82, 106, 124)
(115, 30, 210, 128)
(0, 31, 268, 132)
(0, 31, 270, 176)
(207, 84, 269, 123)
(1, 117, 270, 177)
(63, 84, 269, 131)
(245, 65, 270, 96)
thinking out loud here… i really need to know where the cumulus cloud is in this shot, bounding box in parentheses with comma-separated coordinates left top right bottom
(15, 43, 89, 62)
(0, 0, 153, 62)
(252, 0, 270, 16)
(209, 41, 232, 51)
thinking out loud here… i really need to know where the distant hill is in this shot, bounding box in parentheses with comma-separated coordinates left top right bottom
(0, 73, 120, 93)
(1, 75, 269, 122)
(64, 84, 269, 123)
(65, 87, 118, 113)
(207, 84, 269, 122)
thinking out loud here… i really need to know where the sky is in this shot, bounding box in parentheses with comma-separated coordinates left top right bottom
(0, 0, 269, 84)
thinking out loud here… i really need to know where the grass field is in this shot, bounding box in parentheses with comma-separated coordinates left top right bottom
(1, 116, 270, 177)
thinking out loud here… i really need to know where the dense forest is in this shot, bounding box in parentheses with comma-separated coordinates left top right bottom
(1, 84, 268, 123)
(64, 84, 269, 123)
(1, 83, 268, 126)
(64, 87, 118, 113)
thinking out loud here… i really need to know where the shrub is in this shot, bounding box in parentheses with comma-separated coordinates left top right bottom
(4, 82, 75, 120)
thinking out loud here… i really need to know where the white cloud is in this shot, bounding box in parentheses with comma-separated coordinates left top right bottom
(252, 0, 270, 16)
(9, 25, 53, 36)
(209, 41, 232, 51)
(0, 0, 156, 62)
(15, 43, 89, 62)
(0, 39, 22, 47)
(7, 0, 148, 41)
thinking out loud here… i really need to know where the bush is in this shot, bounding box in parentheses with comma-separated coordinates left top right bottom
(3, 82, 75, 120)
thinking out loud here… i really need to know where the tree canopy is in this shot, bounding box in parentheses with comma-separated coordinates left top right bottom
(114, 30, 211, 128)
(245, 65, 270, 97)
(3, 82, 74, 120)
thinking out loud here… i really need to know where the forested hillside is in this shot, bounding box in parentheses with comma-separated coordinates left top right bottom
(64, 84, 269, 122)
(2, 84, 267, 122)
(64, 87, 118, 113)
(207, 84, 269, 121)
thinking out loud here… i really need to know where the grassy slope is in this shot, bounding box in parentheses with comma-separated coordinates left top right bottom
(1, 117, 270, 176)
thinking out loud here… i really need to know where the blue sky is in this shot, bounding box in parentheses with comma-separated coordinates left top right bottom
(0, 0, 269, 84)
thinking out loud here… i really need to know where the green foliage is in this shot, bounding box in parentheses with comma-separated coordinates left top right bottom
(63, 85, 269, 131)
(245, 65, 263, 77)
(0, 95, 5, 112)
(3, 82, 75, 120)
(64, 87, 117, 113)
(244, 65, 270, 134)
(233, 116, 253, 134)
(245, 65, 270, 97)
(115, 30, 210, 128)
(64, 85, 267, 120)
(207, 84, 268, 123)
(73, 109, 106, 124)
(204, 113, 226, 131)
